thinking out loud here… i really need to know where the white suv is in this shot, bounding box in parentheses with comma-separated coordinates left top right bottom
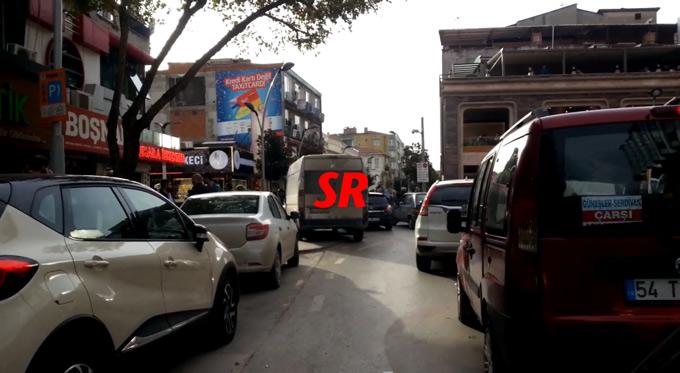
(414, 179, 473, 272)
(0, 175, 239, 373)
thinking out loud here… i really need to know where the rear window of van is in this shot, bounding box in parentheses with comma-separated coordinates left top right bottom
(539, 120, 680, 237)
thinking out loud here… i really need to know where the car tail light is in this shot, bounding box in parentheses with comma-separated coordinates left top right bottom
(0, 256, 38, 301)
(384, 205, 392, 214)
(650, 105, 680, 118)
(417, 236, 427, 241)
(246, 223, 269, 241)
(419, 185, 437, 216)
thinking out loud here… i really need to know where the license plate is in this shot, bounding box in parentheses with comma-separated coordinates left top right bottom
(625, 279, 680, 301)
(369, 218, 379, 222)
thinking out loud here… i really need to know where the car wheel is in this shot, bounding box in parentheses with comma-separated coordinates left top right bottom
(268, 250, 282, 289)
(416, 255, 431, 272)
(384, 222, 392, 231)
(408, 216, 415, 230)
(288, 239, 300, 267)
(206, 271, 239, 346)
(27, 337, 109, 373)
(457, 275, 482, 331)
(352, 229, 364, 242)
(484, 325, 506, 373)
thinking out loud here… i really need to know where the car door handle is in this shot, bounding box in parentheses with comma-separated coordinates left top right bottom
(84, 256, 109, 269)
(164, 257, 178, 269)
(279, 227, 282, 231)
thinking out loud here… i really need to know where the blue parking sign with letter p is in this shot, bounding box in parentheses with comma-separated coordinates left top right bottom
(47, 81, 62, 104)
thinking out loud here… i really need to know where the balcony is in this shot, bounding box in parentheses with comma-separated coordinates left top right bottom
(443, 45, 680, 80)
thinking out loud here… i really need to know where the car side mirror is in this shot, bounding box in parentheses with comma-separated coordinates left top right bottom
(289, 211, 300, 220)
(447, 209, 462, 234)
(194, 224, 209, 251)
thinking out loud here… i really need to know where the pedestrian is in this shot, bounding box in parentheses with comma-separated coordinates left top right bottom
(203, 172, 221, 193)
(188, 173, 209, 197)
(160, 179, 174, 201)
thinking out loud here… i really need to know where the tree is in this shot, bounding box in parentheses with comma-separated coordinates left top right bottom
(401, 142, 438, 188)
(256, 130, 291, 183)
(298, 129, 324, 156)
(75, 0, 389, 178)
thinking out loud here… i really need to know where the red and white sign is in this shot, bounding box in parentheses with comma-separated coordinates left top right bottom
(65, 106, 184, 165)
(139, 145, 185, 165)
(581, 195, 643, 226)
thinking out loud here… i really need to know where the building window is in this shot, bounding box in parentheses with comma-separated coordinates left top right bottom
(635, 13, 642, 20)
(373, 139, 381, 147)
(170, 76, 205, 106)
(47, 39, 84, 89)
(314, 97, 320, 109)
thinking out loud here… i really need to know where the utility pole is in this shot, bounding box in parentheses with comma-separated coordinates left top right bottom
(49, 0, 65, 174)
(420, 117, 427, 192)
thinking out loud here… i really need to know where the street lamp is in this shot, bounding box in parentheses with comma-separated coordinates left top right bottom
(244, 62, 295, 191)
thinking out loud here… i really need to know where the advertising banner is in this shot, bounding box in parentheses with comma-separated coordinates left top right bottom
(215, 68, 283, 148)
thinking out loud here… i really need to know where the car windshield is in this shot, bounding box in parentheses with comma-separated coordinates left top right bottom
(368, 195, 388, 208)
(415, 193, 426, 206)
(429, 185, 471, 207)
(181, 195, 259, 215)
(539, 120, 680, 237)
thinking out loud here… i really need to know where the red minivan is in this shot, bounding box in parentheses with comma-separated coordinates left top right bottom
(452, 105, 680, 372)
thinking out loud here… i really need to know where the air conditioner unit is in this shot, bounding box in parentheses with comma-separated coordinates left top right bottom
(68, 89, 91, 110)
(6, 43, 37, 62)
(84, 84, 115, 114)
(181, 141, 194, 149)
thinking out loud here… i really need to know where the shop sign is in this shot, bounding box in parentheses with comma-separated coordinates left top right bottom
(64, 106, 122, 154)
(139, 145, 185, 165)
(0, 84, 29, 125)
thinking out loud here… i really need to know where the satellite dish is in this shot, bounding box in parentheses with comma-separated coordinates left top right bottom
(209, 150, 229, 170)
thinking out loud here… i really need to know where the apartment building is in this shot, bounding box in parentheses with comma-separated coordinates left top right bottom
(439, 4, 680, 178)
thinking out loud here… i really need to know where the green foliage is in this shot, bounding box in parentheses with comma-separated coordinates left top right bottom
(402, 142, 438, 185)
(257, 130, 292, 181)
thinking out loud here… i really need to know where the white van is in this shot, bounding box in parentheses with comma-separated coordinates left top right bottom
(286, 154, 368, 242)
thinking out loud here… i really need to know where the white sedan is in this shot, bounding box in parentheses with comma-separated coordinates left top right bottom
(181, 191, 299, 288)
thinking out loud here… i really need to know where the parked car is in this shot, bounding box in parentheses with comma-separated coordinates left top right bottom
(414, 180, 472, 272)
(392, 192, 426, 229)
(367, 192, 393, 230)
(286, 154, 368, 242)
(0, 175, 239, 373)
(453, 105, 680, 372)
(182, 191, 299, 289)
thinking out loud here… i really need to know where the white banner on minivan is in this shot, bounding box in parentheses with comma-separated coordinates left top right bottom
(581, 195, 643, 226)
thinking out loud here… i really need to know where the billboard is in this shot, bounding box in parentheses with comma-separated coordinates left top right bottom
(215, 68, 283, 148)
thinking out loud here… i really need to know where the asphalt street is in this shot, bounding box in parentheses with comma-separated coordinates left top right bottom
(119, 224, 483, 373)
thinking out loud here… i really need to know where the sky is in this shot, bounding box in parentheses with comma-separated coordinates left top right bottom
(151, 1, 680, 169)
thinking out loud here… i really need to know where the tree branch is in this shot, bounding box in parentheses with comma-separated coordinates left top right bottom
(136, 0, 294, 130)
(264, 13, 313, 38)
(123, 0, 207, 123)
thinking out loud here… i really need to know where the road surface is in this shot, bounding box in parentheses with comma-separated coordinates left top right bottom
(120, 224, 483, 373)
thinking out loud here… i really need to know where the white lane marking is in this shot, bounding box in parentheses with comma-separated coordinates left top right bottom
(295, 279, 304, 288)
(325, 273, 335, 279)
(334, 258, 345, 265)
(310, 295, 325, 312)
